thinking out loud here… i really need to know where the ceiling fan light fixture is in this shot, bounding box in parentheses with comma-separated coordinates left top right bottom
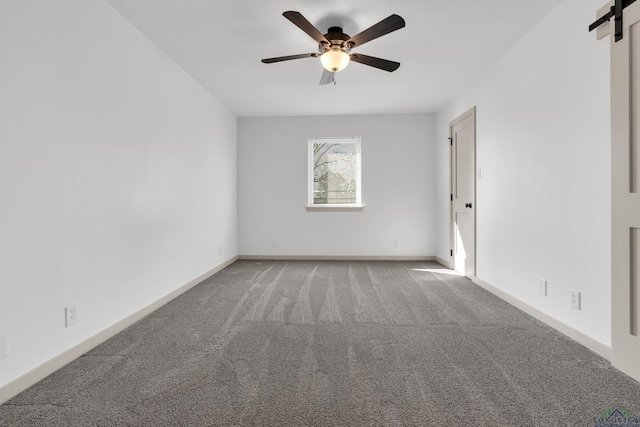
(320, 49, 350, 72)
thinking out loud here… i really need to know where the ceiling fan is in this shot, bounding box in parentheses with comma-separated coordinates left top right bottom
(261, 11, 406, 85)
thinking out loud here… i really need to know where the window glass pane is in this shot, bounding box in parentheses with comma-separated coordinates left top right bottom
(312, 141, 358, 204)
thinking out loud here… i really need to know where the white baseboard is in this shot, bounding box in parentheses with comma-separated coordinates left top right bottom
(472, 277, 612, 361)
(238, 255, 436, 261)
(435, 256, 451, 268)
(0, 256, 238, 405)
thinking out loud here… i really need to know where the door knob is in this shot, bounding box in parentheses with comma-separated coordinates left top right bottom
(465, 203, 473, 208)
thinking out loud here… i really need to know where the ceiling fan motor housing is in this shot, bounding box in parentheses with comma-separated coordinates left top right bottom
(319, 27, 352, 54)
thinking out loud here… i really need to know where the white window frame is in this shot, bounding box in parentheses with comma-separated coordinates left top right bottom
(307, 137, 363, 210)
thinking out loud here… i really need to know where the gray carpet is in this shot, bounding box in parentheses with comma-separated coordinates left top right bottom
(1, 260, 640, 426)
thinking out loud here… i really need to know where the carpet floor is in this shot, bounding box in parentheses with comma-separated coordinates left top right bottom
(1, 260, 639, 426)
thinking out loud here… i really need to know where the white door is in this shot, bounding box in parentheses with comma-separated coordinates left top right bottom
(450, 107, 476, 278)
(610, 1, 640, 382)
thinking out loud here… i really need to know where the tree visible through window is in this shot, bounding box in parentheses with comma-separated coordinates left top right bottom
(308, 137, 361, 206)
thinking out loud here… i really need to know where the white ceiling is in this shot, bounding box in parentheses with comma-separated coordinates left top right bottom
(104, 0, 565, 117)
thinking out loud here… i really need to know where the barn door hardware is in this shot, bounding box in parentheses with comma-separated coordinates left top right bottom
(589, 0, 637, 42)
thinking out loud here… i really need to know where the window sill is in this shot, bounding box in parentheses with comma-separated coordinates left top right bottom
(306, 204, 365, 212)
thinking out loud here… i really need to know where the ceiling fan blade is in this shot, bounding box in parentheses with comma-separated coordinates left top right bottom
(319, 69, 335, 85)
(262, 53, 320, 64)
(283, 11, 330, 45)
(349, 54, 400, 72)
(346, 14, 405, 48)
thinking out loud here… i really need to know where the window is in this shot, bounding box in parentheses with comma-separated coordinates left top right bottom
(308, 137, 362, 208)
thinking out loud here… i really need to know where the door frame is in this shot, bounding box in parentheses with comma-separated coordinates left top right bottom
(449, 106, 477, 278)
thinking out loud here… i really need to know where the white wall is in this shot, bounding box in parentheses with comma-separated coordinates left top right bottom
(0, 0, 237, 390)
(435, 0, 611, 346)
(239, 114, 435, 257)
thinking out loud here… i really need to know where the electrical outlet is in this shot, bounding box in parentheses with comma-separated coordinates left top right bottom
(0, 333, 7, 360)
(570, 290, 581, 310)
(218, 246, 222, 257)
(393, 239, 398, 248)
(539, 278, 547, 296)
(65, 306, 77, 327)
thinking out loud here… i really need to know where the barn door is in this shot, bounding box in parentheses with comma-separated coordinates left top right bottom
(609, 1, 640, 382)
